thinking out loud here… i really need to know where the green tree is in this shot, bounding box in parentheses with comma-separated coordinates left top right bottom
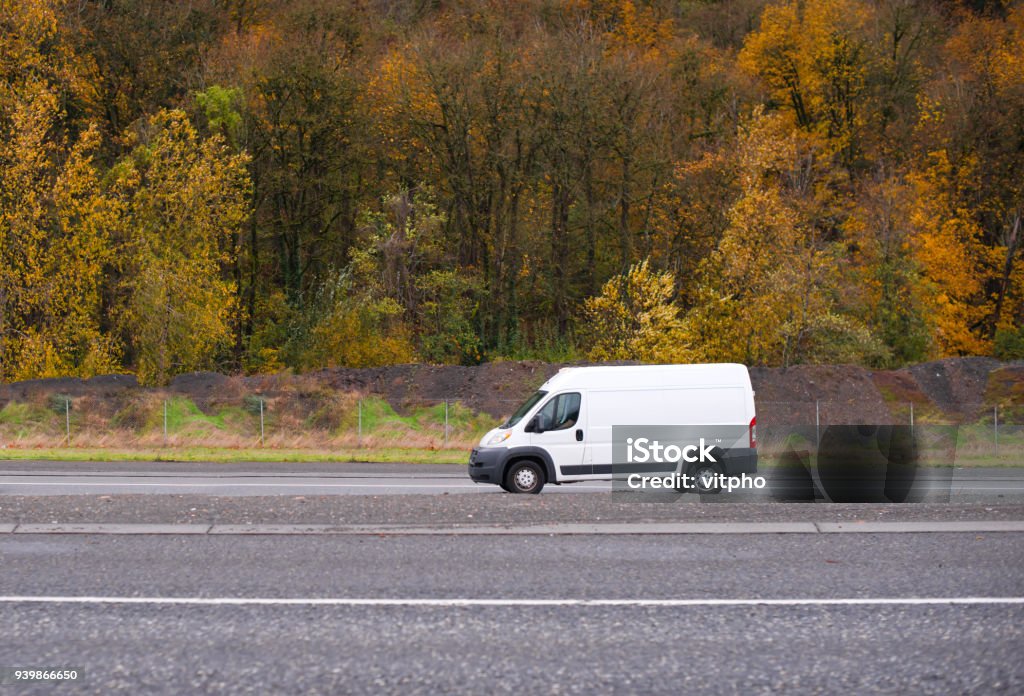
(416, 270, 483, 365)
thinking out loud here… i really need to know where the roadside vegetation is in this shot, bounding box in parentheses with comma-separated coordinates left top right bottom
(1, 390, 1020, 466)
(0, 447, 466, 465)
(0, 394, 490, 452)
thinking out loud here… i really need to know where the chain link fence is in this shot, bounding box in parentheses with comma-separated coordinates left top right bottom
(0, 392, 1020, 461)
(756, 401, 1024, 466)
(0, 391, 528, 451)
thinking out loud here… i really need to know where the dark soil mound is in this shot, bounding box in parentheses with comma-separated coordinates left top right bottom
(1, 358, 1020, 424)
(749, 365, 890, 425)
(903, 357, 1002, 413)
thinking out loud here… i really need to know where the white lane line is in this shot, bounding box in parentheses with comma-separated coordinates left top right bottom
(0, 481, 611, 491)
(0, 596, 1021, 607)
(0, 479, 606, 489)
(0, 482, 486, 489)
(0, 474, 469, 480)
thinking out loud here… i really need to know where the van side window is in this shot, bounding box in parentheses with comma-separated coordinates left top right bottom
(535, 393, 581, 432)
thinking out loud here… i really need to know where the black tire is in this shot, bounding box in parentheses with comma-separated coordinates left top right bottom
(770, 448, 817, 502)
(690, 462, 723, 495)
(505, 460, 545, 494)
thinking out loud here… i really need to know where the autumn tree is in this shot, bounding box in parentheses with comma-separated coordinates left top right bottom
(196, 0, 373, 371)
(906, 151, 994, 356)
(650, 151, 739, 305)
(1, 0, 1019, 378)
(367, 11, 546, 349)
(582, 258, 688, 362)
(0, 0, 118, 380)
(739, 0, 879, 169)
(292, 192, 438, 370)
(109, 110, 250, 384)
(243, 4, 363, 307)
(842, 170, 931, 363)
(912, 7, 1024, 348)
(683, 108, 886, 366)
(295, 267, 416, 370)
(63, 0, 228, 144)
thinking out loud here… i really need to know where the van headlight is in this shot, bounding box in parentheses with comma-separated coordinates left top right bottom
(486, 431, 512, 446)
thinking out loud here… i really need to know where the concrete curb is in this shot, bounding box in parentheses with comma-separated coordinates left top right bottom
(2, 521, 1024, 535)
(12, 523, 211, 535)
(209, 525, 346, 535)
(815, 521, 1024, 533)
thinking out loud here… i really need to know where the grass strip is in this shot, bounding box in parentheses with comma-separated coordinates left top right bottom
(0, 447, 469, 465)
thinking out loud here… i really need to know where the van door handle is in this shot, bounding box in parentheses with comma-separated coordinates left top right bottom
(575, 429, 583, 442)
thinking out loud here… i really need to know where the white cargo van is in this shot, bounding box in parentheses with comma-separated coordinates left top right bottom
(468, 364, 757, 493)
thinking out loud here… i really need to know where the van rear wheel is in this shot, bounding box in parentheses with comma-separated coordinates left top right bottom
(505, 461, 545, 494)
(692, 463, 723, 494)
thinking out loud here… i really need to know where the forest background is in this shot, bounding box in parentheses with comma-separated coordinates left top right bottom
(2, 0, 1023, 386)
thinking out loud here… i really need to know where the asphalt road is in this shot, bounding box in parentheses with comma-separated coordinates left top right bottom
(1, 533, 1022, 694)
(0, 461, 1022, 499)
(2, 461, 1021, 693)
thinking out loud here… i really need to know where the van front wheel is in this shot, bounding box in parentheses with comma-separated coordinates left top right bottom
(505, 461, 545, 494)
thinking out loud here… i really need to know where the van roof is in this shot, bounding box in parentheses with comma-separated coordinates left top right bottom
(539, 363, 751, 392)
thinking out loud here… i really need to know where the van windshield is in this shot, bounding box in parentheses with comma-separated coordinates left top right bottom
(502, 391, 547, 428)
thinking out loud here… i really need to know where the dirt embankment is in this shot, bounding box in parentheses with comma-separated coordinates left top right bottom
(0, 357, 1022, 426)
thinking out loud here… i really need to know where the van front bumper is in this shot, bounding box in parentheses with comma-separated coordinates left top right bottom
(468, 447, 505, 484)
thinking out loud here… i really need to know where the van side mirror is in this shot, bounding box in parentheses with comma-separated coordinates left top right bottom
(525, 416, 542, 433)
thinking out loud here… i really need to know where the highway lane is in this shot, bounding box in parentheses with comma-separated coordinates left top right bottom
(1, 461, 1023, 497)
(0, 533, 1021, 694)
(0, 462, 606, 495)
(0, 473, 534, 495)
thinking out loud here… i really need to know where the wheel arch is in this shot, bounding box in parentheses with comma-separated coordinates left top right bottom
(501, 446, 555, 484)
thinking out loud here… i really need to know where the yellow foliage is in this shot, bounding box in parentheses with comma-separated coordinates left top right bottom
(604, 0, 676, 62)
(739, 0, 873, 164)
(582, 258, 690, 362)
(683, 108, 883, 366)
(0, 7, 119, 381)
(110, 110, 251, 385)
(363, 48, 441, 161)
(304, 302, 416, 369)
(907, 151, 993, 356)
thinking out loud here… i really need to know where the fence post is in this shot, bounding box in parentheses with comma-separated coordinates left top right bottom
(163, 400, 168, 447)
(444, 400, 449, 447)
(358, 399, 362, 446)
(815, 400, 820, 446)
(65, 398, 71, 446)
(994, 404, 999, 452)
(909, 402, 914, 436)
(259, 398, 265, 447)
